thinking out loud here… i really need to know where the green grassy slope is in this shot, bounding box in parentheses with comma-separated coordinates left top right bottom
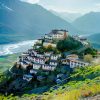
(0, 65, 100, 100)
(0, 54, 20, 73)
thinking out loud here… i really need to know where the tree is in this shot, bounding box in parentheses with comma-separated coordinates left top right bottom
(84, 54, 93, 63)
(84, 48, 97, 56)
(57, 37, 82, 52)
(46, 45, 53, 51)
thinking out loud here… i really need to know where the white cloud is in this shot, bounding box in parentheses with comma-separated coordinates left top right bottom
(95, 3, 100, 7)
(20, 0, 40, 4)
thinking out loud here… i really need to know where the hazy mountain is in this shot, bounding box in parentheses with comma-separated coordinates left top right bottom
(50, 10, 82, 22)
(87, 33, 100, 43)
(0, 0, 78, 44)
(87, 33, 100, 49)
(72, 12, 100, 34)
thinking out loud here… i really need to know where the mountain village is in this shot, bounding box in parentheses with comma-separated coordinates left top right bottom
(11, 29, 91, 84)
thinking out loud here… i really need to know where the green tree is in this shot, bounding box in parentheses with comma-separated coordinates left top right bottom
(57, 37, 82, 52)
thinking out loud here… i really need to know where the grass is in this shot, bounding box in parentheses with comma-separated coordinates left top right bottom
(0, 54, 20, 73)
(43, 79, 100, 100)
(41, 65, 100, 100)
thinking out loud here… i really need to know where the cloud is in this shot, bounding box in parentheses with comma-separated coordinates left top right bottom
(20, 0, 40, 4)
(95, 3, 100, 7)
(39, 0, 100, 13)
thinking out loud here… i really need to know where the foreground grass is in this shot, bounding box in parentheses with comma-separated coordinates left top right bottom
(43, 78, 100, 100)
(0, 65, 100, 100)
(42, 65, 100, 100)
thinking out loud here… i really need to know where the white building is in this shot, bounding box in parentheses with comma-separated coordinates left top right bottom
(33, 64, 41, 70)
(44, 52, 53, 57)
(44, 34, 53, 40)
(61, 57, 89, 68)
(51, 54, 61, 60)
(36, 53, 44, 58)
(30, 69, 38, 74)
(50, 60, 58, 66)
(42, 65, 56, 71)
(69, 59, 89, 68)
(49, 30, 68, 40)
(37, 39, 43, 44)
(22, 53, 29, 57)
(20, 62, 29, 70)
(33, 57, 45, 64)
(66, 54, 79, 60)
(23, 74, 33, 82)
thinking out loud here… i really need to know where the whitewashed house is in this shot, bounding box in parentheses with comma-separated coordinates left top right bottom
(37, 39, 43, 44)
(42, 65, 56, 71)
(49, 30, 68, 40)
(27, 56, 33, 61)
(44, 34, 53, 40)
(33, 51, 38, 56)
(22, 52, 29, 56)
(36, 53, 44, 58)
(69, 59, 89, 68)
(30, 69, 38, 74)
(50, 60, 58, 66)
(20, 62, 28, 70)
(44, 52, 53, 57)
(33, 57, 45, 64)
(33, 64, 41, 70)
(66, 54, 79, 60)
(51, 54, 61, 60)
(23, 74, 33, 82)
(23, 60, 31, 65)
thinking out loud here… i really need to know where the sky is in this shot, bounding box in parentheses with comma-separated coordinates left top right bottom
(21, 0, 100, 14)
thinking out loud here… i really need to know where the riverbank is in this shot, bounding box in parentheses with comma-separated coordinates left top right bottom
(0, 40, 37, 56)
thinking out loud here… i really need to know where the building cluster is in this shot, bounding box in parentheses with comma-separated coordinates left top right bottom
(43, 29, 68, 47)
(17, 49, 62, 82)
(72, 35, 89, 46)
(15, 30, 90, 82)
(61, 54, 89, 68)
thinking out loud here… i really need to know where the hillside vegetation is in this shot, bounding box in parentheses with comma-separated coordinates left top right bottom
(0, 54, 19, 72)
(0, 65, 100, 100)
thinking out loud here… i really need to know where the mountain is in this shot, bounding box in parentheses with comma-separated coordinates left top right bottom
(50, 10, 82, 22)
(0, 0, 78, 44)
(87, 33, 100, 49)
(72, 12, 100, 34)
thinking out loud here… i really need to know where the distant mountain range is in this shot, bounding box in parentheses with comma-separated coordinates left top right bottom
(0, 0, 78, 44)
(72, 12, 100, 34)
(0, 0, 100, 46)
(50, 10, 82, 22)
(87, 33, 100, 49)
